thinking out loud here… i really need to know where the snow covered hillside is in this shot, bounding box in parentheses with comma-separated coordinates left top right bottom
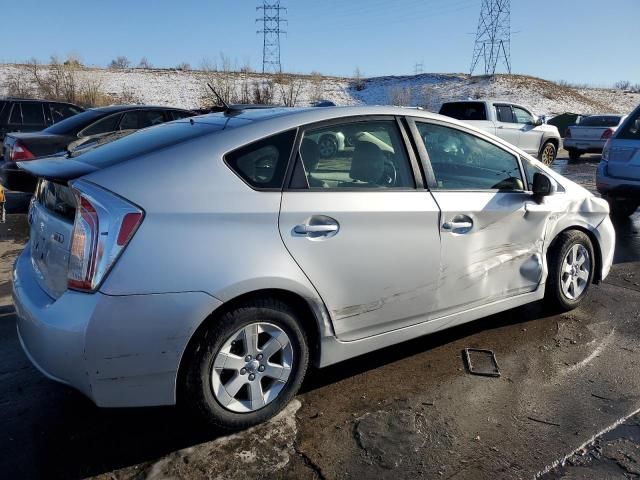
(1, 63, 638, 117)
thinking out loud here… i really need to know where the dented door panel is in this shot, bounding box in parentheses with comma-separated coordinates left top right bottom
(431, 191, 550, 315)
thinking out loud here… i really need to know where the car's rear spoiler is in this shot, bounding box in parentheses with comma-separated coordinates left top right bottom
(17, 157, 99, 182)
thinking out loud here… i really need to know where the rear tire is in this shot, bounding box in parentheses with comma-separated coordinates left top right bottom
(539, 141, 557, 165)
(545, 230, 595, 312)
(182, 298, 309, 431)
(607, 197, 638, 218)
(568, 149, 581, 161)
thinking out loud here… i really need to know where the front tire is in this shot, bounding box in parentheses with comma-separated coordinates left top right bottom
(182, 298, 309, 431)
(545, 230, 595, 312)
(539, 141, 557, 165)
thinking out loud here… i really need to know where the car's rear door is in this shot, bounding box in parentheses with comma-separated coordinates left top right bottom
(409, 117, 549, 315)
(278, 116, 442, 341)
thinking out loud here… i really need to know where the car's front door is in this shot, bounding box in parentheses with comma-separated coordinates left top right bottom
(411, 118, 549, 315)
(513, 106, 542, 155)
(279, 117, 442, 341)
(494, 104, 521, 147)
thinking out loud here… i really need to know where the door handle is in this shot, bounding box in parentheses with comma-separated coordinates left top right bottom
(442, 221, 473, 230)
(294, 224, 338, 234)
(442, 215, 473, 233)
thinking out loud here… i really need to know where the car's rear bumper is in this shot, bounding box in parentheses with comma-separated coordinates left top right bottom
(596, 161, 640, 199)
(13, 245, 222, 407)
(563, 138, 606, 152)
(0, 161, 37, 192)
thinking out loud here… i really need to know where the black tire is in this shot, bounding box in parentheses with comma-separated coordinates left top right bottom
(545, 230, 595, 312)
(318, 134, 338, 158)
(539, 141, 557, 165)
(607, 197, 638, 218)
(568, 149, 581, 161)
(182, 298, 309, 431)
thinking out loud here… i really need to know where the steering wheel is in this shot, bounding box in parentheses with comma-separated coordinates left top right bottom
(381, 158, 397, 187)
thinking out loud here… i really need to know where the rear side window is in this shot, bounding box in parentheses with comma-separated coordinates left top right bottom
(439, 102, 487, 121)
(299, 120, 415, 189)
(225, 130, 296, 189)
(496, 105, 516, 123)
(21, 103, 45, 125)
(50, 103, 83, 124)
(416, 122, 524, 191)
(119, 110, 166, 130)
(169, 110, 193, 120)
(618, 110, 640, 140)
(81, 114, 121, 137)
(9, 104, 22, 124)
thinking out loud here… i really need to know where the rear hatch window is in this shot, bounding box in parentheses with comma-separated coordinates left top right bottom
(579, 116, 621, 127)
(439, 102, 487, 121)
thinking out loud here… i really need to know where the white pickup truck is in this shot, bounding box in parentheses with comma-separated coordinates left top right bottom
(439, 100, 561, 165)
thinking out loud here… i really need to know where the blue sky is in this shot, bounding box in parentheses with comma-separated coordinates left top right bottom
(2, 0, 638, 86)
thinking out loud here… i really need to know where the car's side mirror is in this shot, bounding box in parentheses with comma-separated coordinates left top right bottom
(532, 172, 553, 202)
(533, 117, 544, 126)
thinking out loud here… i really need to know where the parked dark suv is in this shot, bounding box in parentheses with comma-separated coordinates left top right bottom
(0, 98, 84, 141)
(1, 104, 195, 191)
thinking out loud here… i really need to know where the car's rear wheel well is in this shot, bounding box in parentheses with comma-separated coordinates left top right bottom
(177, 289, 321, 401)
(547, 226, 602, 283)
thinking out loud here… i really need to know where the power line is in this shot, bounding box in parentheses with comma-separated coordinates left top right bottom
(256, 1, 286, 74)
(470, 0, 511, 75)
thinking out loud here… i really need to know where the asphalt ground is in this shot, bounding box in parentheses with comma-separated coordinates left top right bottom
(1, 152, 639, 479)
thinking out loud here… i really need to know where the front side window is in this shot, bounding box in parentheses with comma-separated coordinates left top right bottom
(299, 120, 415, 189)
(225, 129, 296, 189)
(495, 105, 515, 123)
(513, 107, 534, 125)
(416, 122, 524, 191)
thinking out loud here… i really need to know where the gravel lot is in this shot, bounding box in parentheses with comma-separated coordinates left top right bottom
(1, 152, 639, 479)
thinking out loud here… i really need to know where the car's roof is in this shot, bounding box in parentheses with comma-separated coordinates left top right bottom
(0, 97, 77, 104)
(190, 105, 452, 127)
(89, 104, 190, 113)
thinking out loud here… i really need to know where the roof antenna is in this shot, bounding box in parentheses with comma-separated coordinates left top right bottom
(207, 83, 230, 112)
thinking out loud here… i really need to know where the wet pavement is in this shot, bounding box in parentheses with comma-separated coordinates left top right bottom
(1, 152, 640, 479)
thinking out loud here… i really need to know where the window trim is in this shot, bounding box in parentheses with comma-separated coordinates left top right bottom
(407, 116, 528, 194)
(284, 115, 423, 192)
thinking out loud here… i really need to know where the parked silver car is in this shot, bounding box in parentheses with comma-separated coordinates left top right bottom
(597, 104, 640, 217)
(13, 106, 615, 429)
(565, 114, 627, 161)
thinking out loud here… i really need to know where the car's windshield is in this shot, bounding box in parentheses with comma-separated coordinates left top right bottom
(43, 109, 103, 135)
(579, 115, 621, 127)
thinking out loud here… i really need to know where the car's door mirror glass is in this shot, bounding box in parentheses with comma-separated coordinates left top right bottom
(532, 172, 553, 199)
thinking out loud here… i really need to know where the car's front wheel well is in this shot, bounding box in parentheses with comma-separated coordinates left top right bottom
(547, 226, 602, 283)
(176, 289, 321, 401)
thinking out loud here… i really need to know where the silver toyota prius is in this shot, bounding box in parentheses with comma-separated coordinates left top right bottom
(13, 106, 615, 430)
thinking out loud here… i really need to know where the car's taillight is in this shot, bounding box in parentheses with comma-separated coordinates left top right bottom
(11, 140, 35, 161)
(564, 128, 571, 138)
(601, 138, 611, 162)
(67, 181, 144, 292)
(601, 128, 614, 140)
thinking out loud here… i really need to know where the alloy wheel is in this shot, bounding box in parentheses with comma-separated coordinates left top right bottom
(210, 322, 293, 413)
(560, 244, 591, 300)
(542, 144, 556, 165)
